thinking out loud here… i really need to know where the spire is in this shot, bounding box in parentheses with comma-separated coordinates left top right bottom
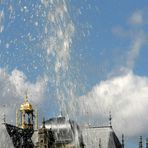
(139, 136, 142, 148)
(146, 138, 148, 148)
(42, 117, 45, 128)
(24, 89, 28, 102)
(109, 111, 112, 128)
(122, 134, 124, 148)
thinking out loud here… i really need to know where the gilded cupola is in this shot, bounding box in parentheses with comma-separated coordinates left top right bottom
(16, 94, 36, 129)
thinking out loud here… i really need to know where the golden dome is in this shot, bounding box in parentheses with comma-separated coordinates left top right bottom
(20, 102, 33, 111)
(20, 95, 33, 111)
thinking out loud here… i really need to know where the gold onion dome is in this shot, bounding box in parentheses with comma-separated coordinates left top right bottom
(20, 95, 33, 111)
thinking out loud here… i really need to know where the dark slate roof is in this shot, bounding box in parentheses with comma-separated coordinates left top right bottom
(44, 117, 77, 144)
(5, 123, 34, 148)
(82, 126, 122, 148)
(32, 116, 84, 147)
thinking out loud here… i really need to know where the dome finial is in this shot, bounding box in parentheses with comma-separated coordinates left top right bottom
(109, 111, 112, 128)
(24, 89, 28, 102)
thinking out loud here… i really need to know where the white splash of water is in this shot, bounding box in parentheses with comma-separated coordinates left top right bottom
(42, 0, 74, 73)
(0, 0, 76, 146)
(0, 10, 4, 33)
(42, 0, 75, 116)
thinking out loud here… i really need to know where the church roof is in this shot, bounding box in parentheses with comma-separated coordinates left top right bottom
(82, 126, 122, 148)
(44, 117, 82, 144)
(45, 117, 74, 143)
(45, 116, 72, 129)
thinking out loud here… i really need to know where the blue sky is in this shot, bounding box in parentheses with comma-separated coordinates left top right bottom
(0, 0, 148, 147)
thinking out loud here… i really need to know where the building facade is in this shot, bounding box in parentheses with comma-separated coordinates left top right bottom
(4, 96, 123, 148)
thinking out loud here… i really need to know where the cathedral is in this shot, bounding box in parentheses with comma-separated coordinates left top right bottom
(4, 95, 125, 148)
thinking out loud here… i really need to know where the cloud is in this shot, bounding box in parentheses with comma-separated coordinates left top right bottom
(126, 31, 145, 70)
(112, 11, 146, 73)
(129, 10, 143, 25)
(71, 10, 148, 139)
(9, 69, 48, 104)
(0, 68, 48, 146)
(126, 11, 146, 71)
(0, 68, 48, 123)
(109, 29, 145, 77)
(76, 71, 148, 138)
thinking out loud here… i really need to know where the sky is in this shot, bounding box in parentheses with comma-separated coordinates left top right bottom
(0, 0, 148, 147)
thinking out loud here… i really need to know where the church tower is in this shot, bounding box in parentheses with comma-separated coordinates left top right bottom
(16, 94, 35, 129)
(5, 94, 36, 148)
(35, 118, 55, 148)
